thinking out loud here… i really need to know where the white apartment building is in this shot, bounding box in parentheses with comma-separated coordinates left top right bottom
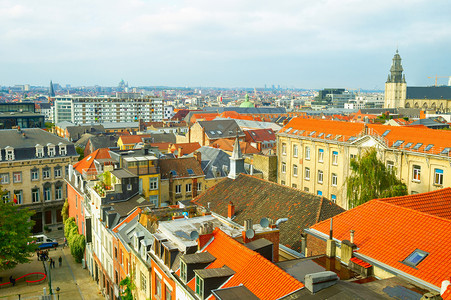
(54, 96, 165, 124)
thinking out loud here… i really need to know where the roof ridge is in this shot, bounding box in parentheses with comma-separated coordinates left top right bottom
(374, 199, 451, 223)
(377, 187, 451, 202)
(315, 197, 324, 223)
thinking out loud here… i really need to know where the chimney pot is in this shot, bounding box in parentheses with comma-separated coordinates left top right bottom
(350, 230, 355, 244)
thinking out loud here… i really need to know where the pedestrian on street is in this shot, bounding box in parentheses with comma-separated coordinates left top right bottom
(52, 259, 55, 269)
(58, 256, 62, 267)
(49, 258, 53, 269)
(9, 275, 15, 286)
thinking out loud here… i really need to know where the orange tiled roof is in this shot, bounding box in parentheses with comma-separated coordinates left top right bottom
(73, 148, 111, 173)
(280, 118, 451, 155)
(118, 134, 152, 145)
(210, 138, 260, 154)
(200, 228, 303, 300)
(442, 285, 451, 300)
(170, 142, 201, 155)
(190, 113, 219, 123)
(378, 188, 451, 220)
(149, 142, 171, 151)
(310, 197, 451, 288)
(218, 111, 254, 121)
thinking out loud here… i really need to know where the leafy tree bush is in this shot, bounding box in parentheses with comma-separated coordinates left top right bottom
(76, 147, 84, 161)
(64, 217, 85, 263)
(0, 199, 36, 270)
(119, 276, 135, 300)
(62, 199, 69, 223)
(346, 148, 408, 208)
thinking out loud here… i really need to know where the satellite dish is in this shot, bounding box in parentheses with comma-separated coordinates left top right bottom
(260, 218, 269, 228)
(245, 229, 255, 239)
(190, 230, 199, 240)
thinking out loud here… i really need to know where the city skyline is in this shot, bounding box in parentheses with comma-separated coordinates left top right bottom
(1, 0, 451, 89)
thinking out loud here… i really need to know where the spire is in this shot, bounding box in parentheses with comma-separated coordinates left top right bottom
(388, 50, 405, 83)
(228, 133, 246, 179)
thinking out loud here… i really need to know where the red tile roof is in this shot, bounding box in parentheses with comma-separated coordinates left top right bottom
(244, 128, 276, 143)
(118, 134, 152, 145)
(378, 188, 451, 220)
(310, 197, 451, 289)
(112, 208, 142, 233)
(218, 111, 254, 120)
(169, 142, 201, 155)
(201, 228, 303, 299)
(190, 113, 219, 123)
(73, 148, 111, 173)
(280, 117, 451, 156)
(209, 138, 259, 154)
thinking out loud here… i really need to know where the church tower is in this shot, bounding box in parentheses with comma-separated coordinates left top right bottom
(384, 50, 407, 108)
(228, 135, 246, 179)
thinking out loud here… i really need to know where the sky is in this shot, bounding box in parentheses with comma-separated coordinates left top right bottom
(1, 0, 451, 89)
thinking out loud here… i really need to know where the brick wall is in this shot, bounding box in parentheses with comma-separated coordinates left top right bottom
(248, 154, 278, 182)
(306, 233, 327, 257)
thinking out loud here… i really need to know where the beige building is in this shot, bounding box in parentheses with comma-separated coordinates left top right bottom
(0, 128, 78, 233)
(277, 118, 451, 209)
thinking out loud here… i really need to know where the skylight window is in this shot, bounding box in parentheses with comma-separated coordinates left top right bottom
(392, 140, 404, 148)
(424, 144, 434, 151)
(217, 130, 222, 134)
(210, 131, 215, 135)
(251, 132, 256, 136)
(170, 170, 177, 176)
(412, 143, 423, 150)
(348, 136, 357, 142)
(285, 127, 292, 133)
(441, 147, 451, 155)
(382, 130, 391, 137)
(404, 142, 413, 149)
(267, 130, 272, 134)
(318, 133, 324, 138)
(292, 130, 298, 134)
(403, 249, 428, 268)
(308, 131, 316, 136)
(325, 134, 332, 139)
(299, 130, 305, 135)
(187, 169, 194, 175)
(334, 135, 342, 141)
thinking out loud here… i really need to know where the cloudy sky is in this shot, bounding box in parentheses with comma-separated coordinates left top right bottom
(1, 0, 450, 89)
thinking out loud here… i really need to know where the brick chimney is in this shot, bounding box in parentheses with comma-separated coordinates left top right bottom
(197, 222, 214, 250)
(228, 201, 235, 219)
(178, 146, 183, 158)
(194, 151, 202, 165)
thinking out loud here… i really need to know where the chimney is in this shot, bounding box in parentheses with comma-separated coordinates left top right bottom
(228, 201, 235, 219)
(350, 230, 355, 244)
(197, 222, 214, 250)
(326, 218, 336, 258)
(178, 147, 183, 158)
(194, 151, 202, 165)
(244, 219, 253, 231)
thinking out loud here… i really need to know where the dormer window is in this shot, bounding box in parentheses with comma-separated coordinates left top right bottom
(36, 144, 44, 158)
(5, 146, 14, 161)
(59, 143, 67, 156)
(47, 143, 55, 157)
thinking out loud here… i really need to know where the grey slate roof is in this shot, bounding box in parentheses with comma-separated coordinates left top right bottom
(88, 135, 119, 150)
(66, 124, 105, 141)
(407, 86, 451, 100)
(197, 120, 244, 139)
(409, 118, 449, 128)
(196, 146, 231, 179)
(55, 121, 75, 130)
(0, 129, 77, 161)
(204, 106, 287, 114)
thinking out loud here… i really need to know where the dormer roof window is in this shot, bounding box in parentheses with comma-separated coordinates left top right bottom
(47, 143, 55, 157)
(35, 144, 44, 158)
(5, 146, 14, 161)
(59, 142, 67, 156)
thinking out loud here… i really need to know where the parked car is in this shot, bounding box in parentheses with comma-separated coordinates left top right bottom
(31, 234, 58, 249)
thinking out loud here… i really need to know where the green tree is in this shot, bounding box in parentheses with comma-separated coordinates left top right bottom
(76, 147, 84, 161)
(62, 199, 69, 223)
(346, 148, 407, 208)
(119, 276, 135, 300)
(64, 217, 86, 263)
(0, 199, 36, 270)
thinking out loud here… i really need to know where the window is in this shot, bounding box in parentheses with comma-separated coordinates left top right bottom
(387, 160, 394, 173)
(55, 186, 63, 200)
(282, 162, 286, 173)
(281, 180, 285, 185)
(48, 145, 55, 157)
(165, 285, 172, 300)
(393, 140, 404, 148)
(305, 146, 310, 160)
(5, 147, 14, 160)
(36, 145, 44, 158)
(412, 165, 421, 182)
(2, 191, 10, 202)
(155, 274, 162, 298)
(14, 190, 23, 204)
(331, 194, 337, 203)
(32, 188, 40, 203)
(44, 186, 52, 201)
(0, 173, 9, 184)
(403, 249, 428, 268)
(282, 143, 287, 155)
(195, 275, 204, 298)
(127, 184, 132, 191)
(293, 145, 298, 157)
(149, 177, 158, 190)
(149, 195, 158, 206)
(54, 167, 62, 178)
(13, 172, 22, 183)
(318, 170, 323, 183)
(317, 190, 322, 196)
(318, 149, 324, 162)
(59, 144, 67, 156)
(180, 261, 187, 282)
(186, 183, 192, 193)
(412, 143, 423, 150)
(305, 167, 310, 180)
(293, 164, 298, 176)
(331, 173, 337, 186)
(350, 154, 356, 160)
(175, 184, 181, 194)
(197, 182, 202, 191)
(304, 187, 309, 192)
(424, 144, 434, 152)
(292, 183, 297, 188)
(332, 151, 338, 165)
(140, 271, 147, 293)
(43, 168, 51, 179)
(434, 169, 444, 185)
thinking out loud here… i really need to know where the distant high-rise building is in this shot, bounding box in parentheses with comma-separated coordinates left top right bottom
(49, 80, 55, 97)
(384, 50, 407, 108)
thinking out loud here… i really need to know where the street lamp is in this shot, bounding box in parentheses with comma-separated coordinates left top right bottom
(56, 287, 60, 300)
